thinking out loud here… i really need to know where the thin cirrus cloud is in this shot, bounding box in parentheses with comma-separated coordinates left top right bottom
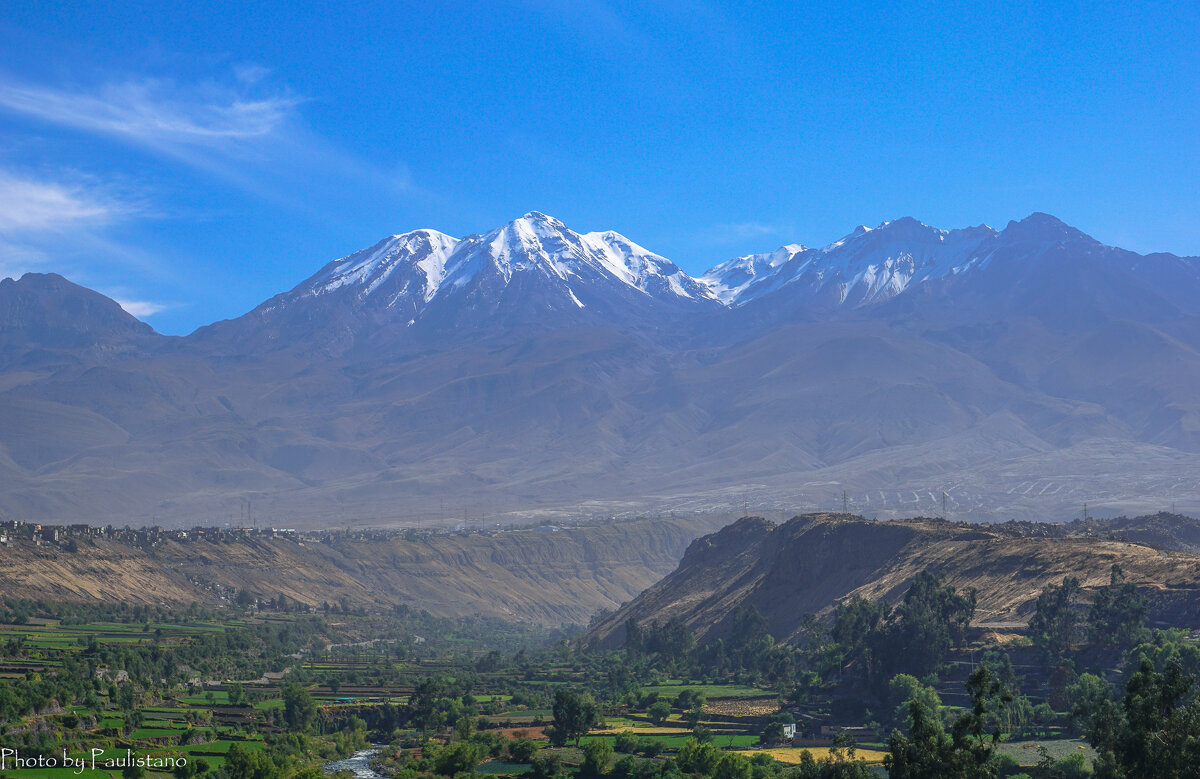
(112, 298, 167, 318)
(0, 68, 446, 329)
(0, 78, 300, 146)
(0, 170, 121, 232)
(0, 168, 173, 319)
(0, 73, 300, 293)
(0, 71, 431, 230)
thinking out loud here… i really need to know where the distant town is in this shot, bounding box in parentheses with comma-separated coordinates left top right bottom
(0, 517, 564, 551)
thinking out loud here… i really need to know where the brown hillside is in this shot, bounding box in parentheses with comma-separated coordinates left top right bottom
(0, 517, 724, 624)
(581, 513, 1200, 648)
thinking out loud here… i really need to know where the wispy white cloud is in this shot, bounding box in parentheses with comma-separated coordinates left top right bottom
(0, 171, 122, 232)
(0, 67, 436, 325)
(0, 78, 300, 146)
(0, 69, 434, 221)
(113, 298, 167, 318)
(0, 167, 169, 308)
(0, 71, 307, 207)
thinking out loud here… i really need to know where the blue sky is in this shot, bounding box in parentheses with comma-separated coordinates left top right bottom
(1, 0, 1197, 334)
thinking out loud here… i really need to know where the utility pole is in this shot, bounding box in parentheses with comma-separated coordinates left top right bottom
(942, 492, 947, 520)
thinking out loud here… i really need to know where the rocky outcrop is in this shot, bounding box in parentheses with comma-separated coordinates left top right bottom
(581, 513, 1200, 648)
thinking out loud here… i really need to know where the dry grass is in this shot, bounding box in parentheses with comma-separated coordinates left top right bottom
(737, 747, 888, 765)
(590, 726, 692, 735)
(704, 697, 780, 717)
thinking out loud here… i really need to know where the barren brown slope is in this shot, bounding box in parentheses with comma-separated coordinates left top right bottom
(0, 517, 725, 624)
(582, 513, 1200, 648)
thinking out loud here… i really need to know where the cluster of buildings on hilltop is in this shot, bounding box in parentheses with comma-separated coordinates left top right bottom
(0, 519, 301, 550)
(0, 517, 538, 552)
(0, 519, 103, 548)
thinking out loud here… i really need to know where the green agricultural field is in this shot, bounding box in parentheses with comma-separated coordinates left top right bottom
(179, 690, 230, 704)
(476, 760, 533, 775)
(996, 738, 1096, 767)
(579, 733, 760, 749)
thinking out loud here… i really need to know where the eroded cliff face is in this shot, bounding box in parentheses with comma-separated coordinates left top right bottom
(582, 513, 1200, 648)
(0, 517, 726, 624)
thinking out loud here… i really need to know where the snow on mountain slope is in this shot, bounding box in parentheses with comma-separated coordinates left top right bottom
(699, 244, 807, 304)
(287, 212, 717, 320)
(807, 217, 999, 305)
(305, 229, 461, 304)
(581, 229, 715, 302)
(221, 211, 1200, 352)
(703, 217, 999, 307)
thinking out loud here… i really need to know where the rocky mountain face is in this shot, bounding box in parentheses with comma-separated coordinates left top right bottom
(1, 212, 1199, 526)
(194, 212, 719, 354)
(0, 273, 157, 354)
(581, 513, 1200, 649)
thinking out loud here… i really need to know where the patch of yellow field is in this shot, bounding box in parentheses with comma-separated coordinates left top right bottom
(737, 747, 888, 765)
(589, 727, 692, 735)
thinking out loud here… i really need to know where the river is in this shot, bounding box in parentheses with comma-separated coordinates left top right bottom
(323, 748, 383, 778)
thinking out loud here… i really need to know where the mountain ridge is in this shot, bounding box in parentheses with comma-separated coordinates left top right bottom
(581, 512, 1200, 649)
(2, 212, 1200, 526)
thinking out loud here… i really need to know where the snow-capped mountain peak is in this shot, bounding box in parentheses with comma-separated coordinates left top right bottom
(450, 212, 716, 303)
(703, 217, 1007, 307)
(276, 212, 1140, 329)
(307, 229, 461, 303)
(699, 244, 808, 304)
(280, 213, 717, 327)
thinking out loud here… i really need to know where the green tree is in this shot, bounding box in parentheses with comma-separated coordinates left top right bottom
(225, 743, 279, 779)
(886, 666, 1006, 779)
(434, 741, 478, 776)
(580, 738, 613, 778)
(1088, 565, 1149, 648)
(833, 574, 975, 687)
(673, 689, 705, 711)
(1068, 672, 1119, 761)
(877, 571, 976, 680)
(729, 605, 769, 649)
(509, 737, 539, 763)
(529, 752, 565, 779)
(888, 673, 942, 732)
(832, 596, 889, 681)
(648, 700, 672, 726)
(551, 688, 597, 746)
(1113, 657, 1200, 777)
(1028, 577, 1082, 653)
(711, 752, 752, 779)
(614, 730, 641, 754)
(282, 683, 317, 732)
(676, 737, 720, 775)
